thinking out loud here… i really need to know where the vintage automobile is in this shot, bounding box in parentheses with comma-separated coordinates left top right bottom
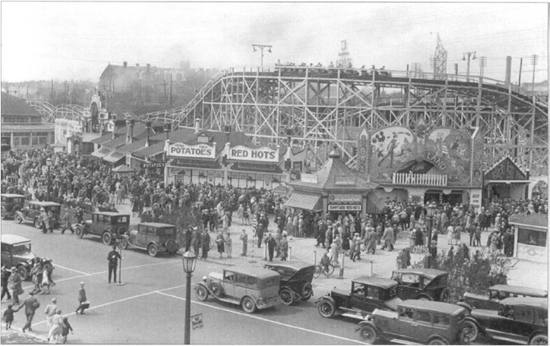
(119, 222, 179, 257)
(263, 261, 315, 305)
(75, 212, 130, 245)
(461, 284, 547, 312)
(357, 300, 469, 345)
(462, 297, 548, 345)
(317, 277, 402, 320)
(1, 234, 54, 280)
(15, 201, 61, 229)
(1, 194, 25, 220)
(195, 266, 281, 314)
(391, 268, 451, 302)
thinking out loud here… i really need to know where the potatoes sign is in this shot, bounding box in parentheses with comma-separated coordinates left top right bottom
(166, 142, 216, 159)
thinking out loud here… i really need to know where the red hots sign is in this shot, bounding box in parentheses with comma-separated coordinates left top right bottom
(165, 142, 216, 159)
(228, 145, 279, 163)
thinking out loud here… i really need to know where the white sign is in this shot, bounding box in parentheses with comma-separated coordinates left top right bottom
(228, 145, 279, 163)
(329, 194, 362, 203)
(301, 173, 318, 184)
(470, 189, 482, 211)
(328, 204, 362, 211)
(517, 244, 547, 263)
(166, 142, 215, 159)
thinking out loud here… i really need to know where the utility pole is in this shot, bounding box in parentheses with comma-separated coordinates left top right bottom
(462, 51, 476, 82)
(518, 58, 523, 93)
(252, 44, 272, 71)
(531, 54, 538, 94)
(479, 56, 487, 78)
(170, 74, 173, 105)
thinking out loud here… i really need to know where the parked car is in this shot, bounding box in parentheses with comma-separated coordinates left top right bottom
(461, 284, 547, 312)
(1, 194, 25, 220)
(391, 268, 450, 302)
(75, 212, 130, 245)
(317, 277, 402, 320)
(119, 223, 179, 257)
(1, 234, 54, 280)
(462, 297, 548, 345)
(195, 266, 281, 313)
(15, 201, 61, 229)
(357, 300, 469, 345)
(263, 261, 315, 305)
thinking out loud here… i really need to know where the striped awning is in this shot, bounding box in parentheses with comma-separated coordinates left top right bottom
(91, 147, 111, 158)
(284, 192, 322, 211)
(103, 150, 126, 163)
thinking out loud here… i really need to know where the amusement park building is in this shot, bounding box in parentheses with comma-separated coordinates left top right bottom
(1, 92, 54, 148)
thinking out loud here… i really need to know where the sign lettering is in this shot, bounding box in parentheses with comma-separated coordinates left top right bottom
(334, 176, 356, 186)
(143, 162, 165, 168)
(228, 145, 279, 163)
(166, 143, 215, 159)
(329, 194, 362, 203)
(328, 204, 362, 211)
(300, 173, 318, 184)
(191, 313, 204, 330)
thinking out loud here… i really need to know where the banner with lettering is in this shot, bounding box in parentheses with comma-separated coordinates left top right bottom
(165, 142, 216, 159)
(228, 145, 279, 163)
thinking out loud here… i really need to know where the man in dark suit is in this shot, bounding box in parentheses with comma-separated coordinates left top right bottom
(107, 245, 121, 283)
(264, 234, 277, 261)
(16, 292, 40, 333)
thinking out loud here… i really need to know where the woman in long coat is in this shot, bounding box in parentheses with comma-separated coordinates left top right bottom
(382, 226, 395, 251)
(365, 227, 378, 254)
(215, 233, 225, 258)
(8, 268, 22, 305)
(239, 229, 248, 256)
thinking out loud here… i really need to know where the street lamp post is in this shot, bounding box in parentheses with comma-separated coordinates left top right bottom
(46, 158, 52, 201)
(462, 51, 476, 83)
(252, 44, 272, 71)
(425, 202, 437, 268)
(182, 251, 197, 345)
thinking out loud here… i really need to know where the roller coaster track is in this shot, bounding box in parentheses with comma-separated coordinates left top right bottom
(137, 66, 546, 177)
(26, 100, 89, 123)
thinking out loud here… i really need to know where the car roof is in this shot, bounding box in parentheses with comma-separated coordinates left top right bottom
(353, 276, 399, 289)
(490, 285, 547, 297)
(393, 268, 448, 280)
(92, 212, 130, 217)
(225, 266, 281, 279)
(1, 194, 25, 198)
(29, 201, 60, 206)
(1, 234, 31, 245)
(501, 297, 548, 309)
(400, 300, 466, 316)
(264, 261, 315, 271)
(139, 223, 176, 228)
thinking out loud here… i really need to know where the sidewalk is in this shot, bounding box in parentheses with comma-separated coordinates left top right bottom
(114, 202, 549, 293)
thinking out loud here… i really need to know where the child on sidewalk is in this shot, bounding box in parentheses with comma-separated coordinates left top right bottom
(61, 317, 73, 344)
(3, 305, 14, 329)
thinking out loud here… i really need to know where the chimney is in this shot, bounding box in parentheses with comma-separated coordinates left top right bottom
(111, 115, 117, 140)
(194, 119, 201, 134)
(505, 56, 512, 88)
(147, 63, 150, 72)
(145, 120, 151, 147)
(164, 123, 171, 141)
(123, 61, 127, 68)
(136, 63, 140, 67)
(126, 118, 135, 144)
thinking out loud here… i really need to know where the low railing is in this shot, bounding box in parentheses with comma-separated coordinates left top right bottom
(392, 173, 448, 186)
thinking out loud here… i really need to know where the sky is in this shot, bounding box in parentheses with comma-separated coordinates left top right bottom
(1, 2, 548, 84)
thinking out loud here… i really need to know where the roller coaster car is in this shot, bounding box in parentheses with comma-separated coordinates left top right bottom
(1, 194, 25, 220)
(118, 222, 179, 257)
(74, 212, 129, 246)
(195, 266, 281, 314)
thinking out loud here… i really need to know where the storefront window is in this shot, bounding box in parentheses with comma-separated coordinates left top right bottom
(518, 228, 546, 247)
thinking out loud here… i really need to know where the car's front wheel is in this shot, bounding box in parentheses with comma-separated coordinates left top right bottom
(439, 288, 451, 302)
(118, 237, 129, 250)
(75, 226, 84, 239)
(17, 265, 29, 281)
(428, 337, 449, 345)
(195, 285, 209, 301)
(359, 325, 378, 344)
(15, 214, 23, 224)
(301, 282, 313, 301)
(280, 288, 295, 306)
(241, 296, 257, 313)
(530, 334, 548, 345)
(102, 232, 113, 245)
(34, 218, 42, 229)
(148, 244, 159, 257)
(462, 320, 479, 342)
(317, 299, 335, 318)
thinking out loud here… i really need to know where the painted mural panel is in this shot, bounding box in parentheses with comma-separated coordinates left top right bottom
(369, 126, 474, 186)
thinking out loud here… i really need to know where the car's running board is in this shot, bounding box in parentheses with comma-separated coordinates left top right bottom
(387, 339, 421, 345)
(341, 312, 370, 320)
(212, 296, 240, 305)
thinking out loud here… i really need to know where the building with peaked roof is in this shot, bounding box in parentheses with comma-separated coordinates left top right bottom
(483, 156, 531, 204)
(284, 146, 378, 221)
(1, 92, 54, 149)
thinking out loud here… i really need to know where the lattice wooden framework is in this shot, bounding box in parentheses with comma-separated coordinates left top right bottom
(143, 66, 548, 176)
(26, 100, 89, 123)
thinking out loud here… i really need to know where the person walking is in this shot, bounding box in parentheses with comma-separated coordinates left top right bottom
(8, 267, 22, 305)
(279, 234, 289, 261)
(239, 229, 248, 256)
(15, 292, 40, 333)
(3, 304, 14, 329)
(61, 317, 73, 344)
(200, 229, 210, 260)
(60, 210, 74, 234)
(48, 309, 65, 344)
(1, 265, 12, 301)
(224, 232, 232, 259)
(381, 225, 395, 251)
(75, 282, 87, 315)
(191, 227, 201, 257)
(107, 245, 121, 284)
(44, 298, 58, 330)
(264, 233, 277, 261)
(215, 233, 225, 258)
